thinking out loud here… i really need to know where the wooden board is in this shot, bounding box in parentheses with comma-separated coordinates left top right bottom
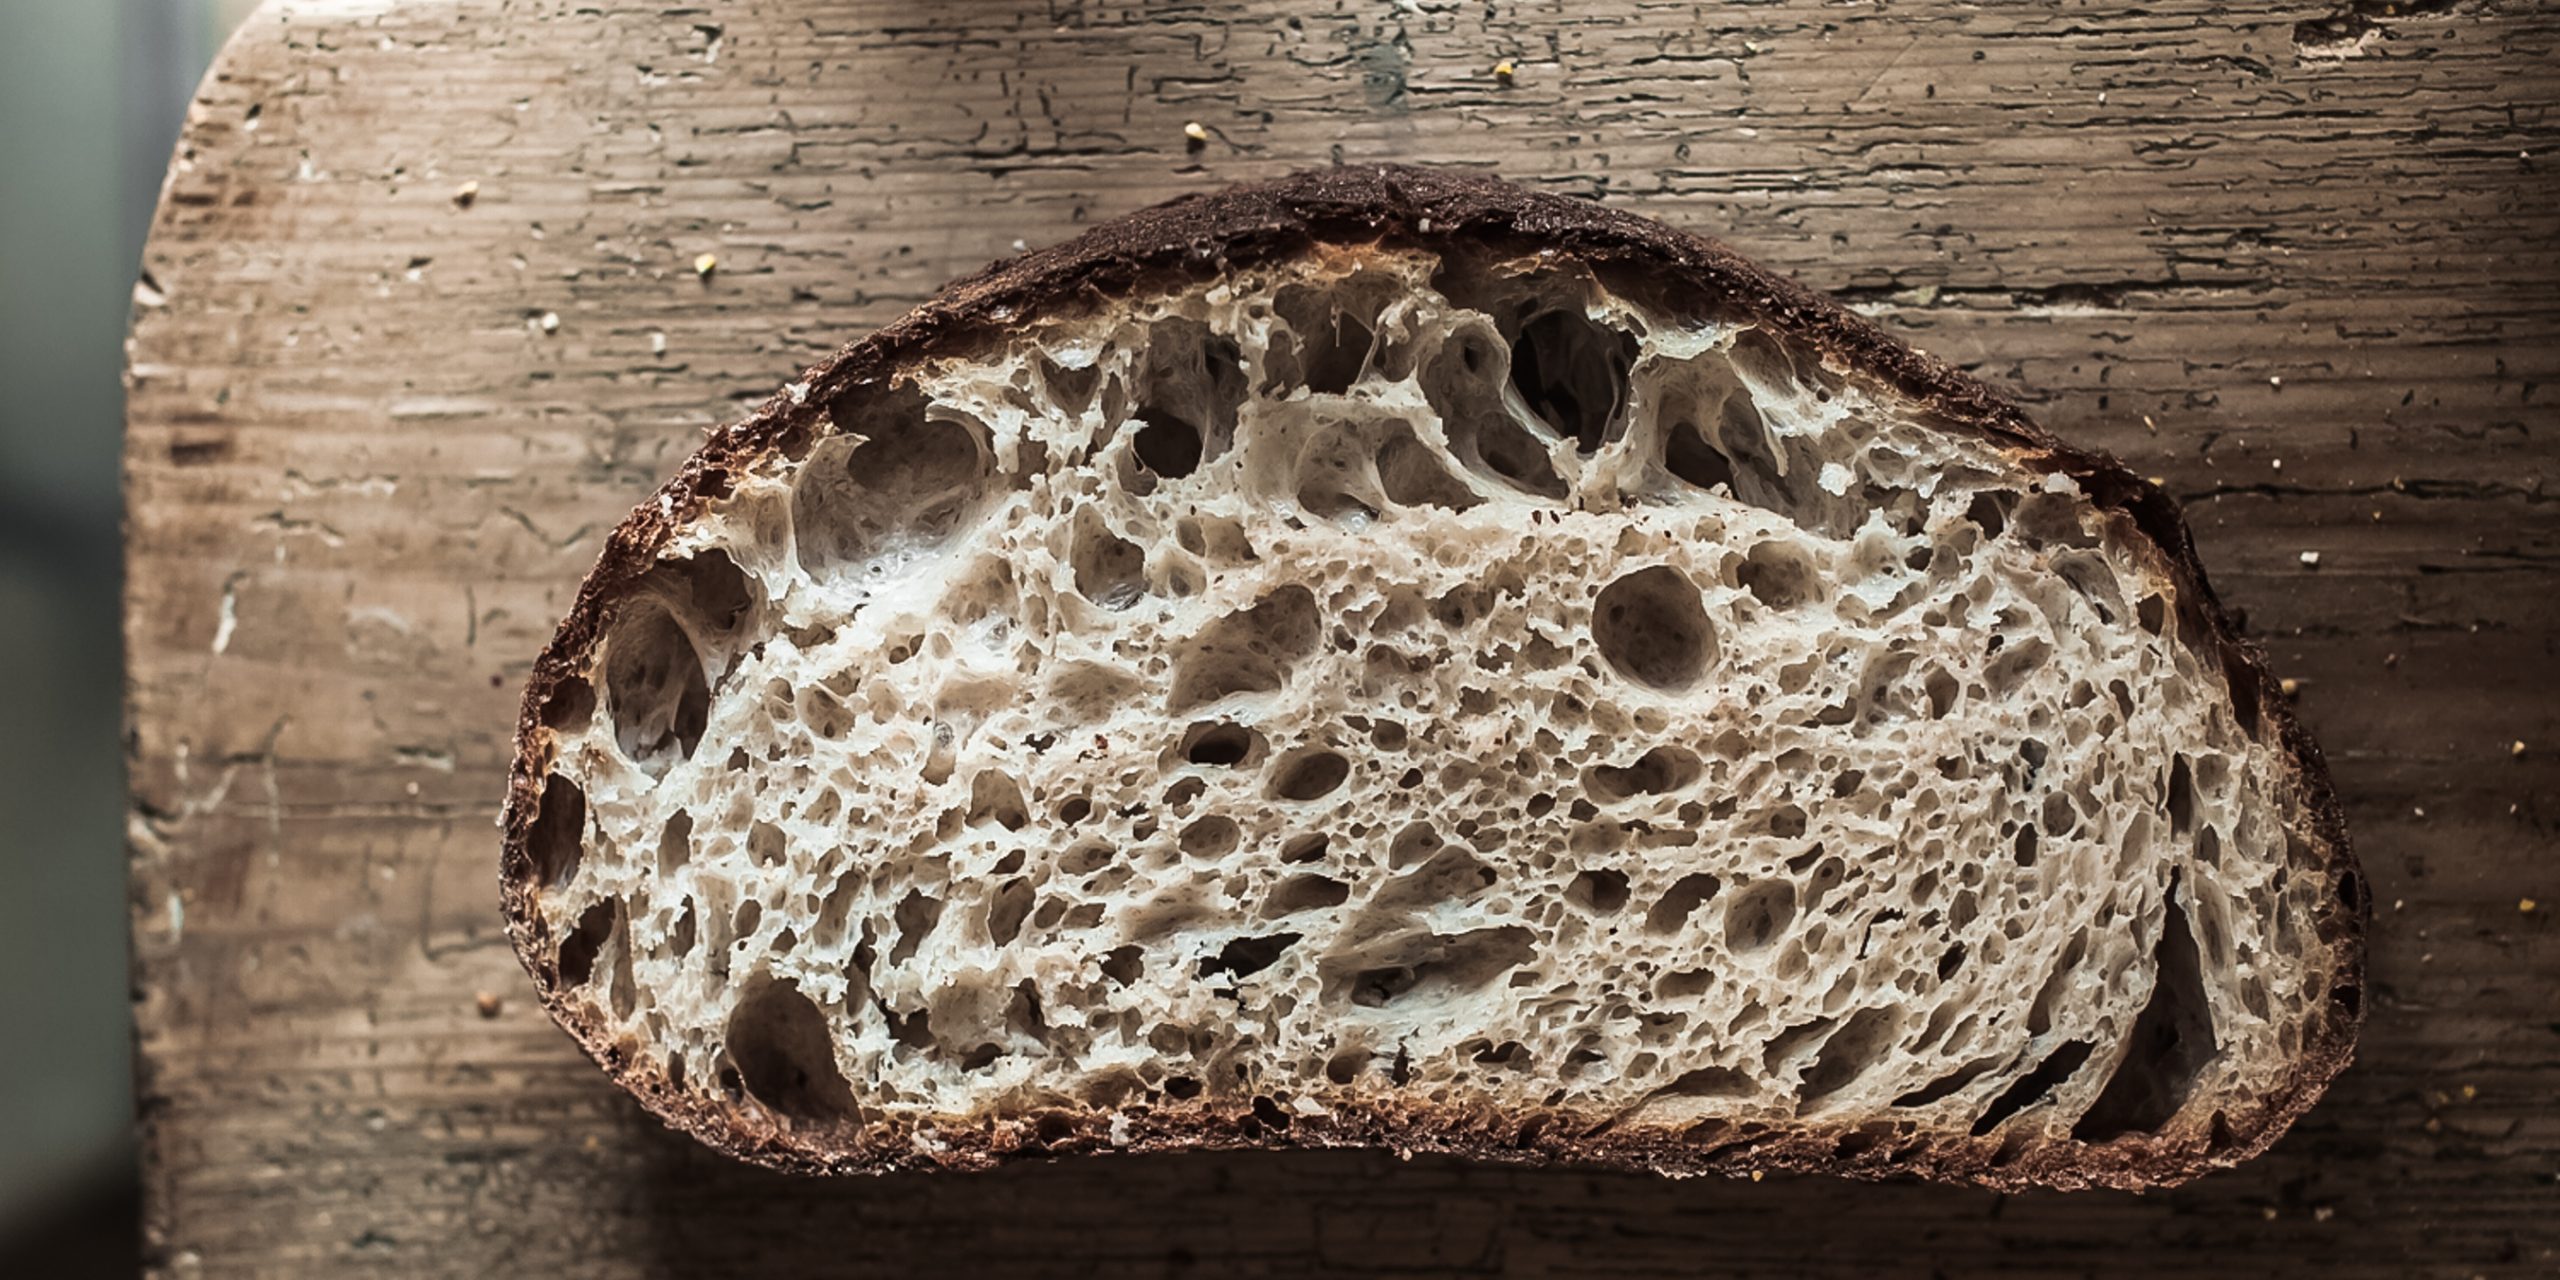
(124, 1, 2559, 1274)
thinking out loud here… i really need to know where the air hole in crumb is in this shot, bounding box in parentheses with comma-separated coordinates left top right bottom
(1180, 815, 1241, 859)
(1376, 429, 1481, 512)
(670, 901, 697, 957)
(2073, 891, 2219, 1142)
(1588, 745, 1702, 802)
(796, 387, 989, 574)
(1765, 804, 1808, 839)
(540, 675, 595, 733)
(1387, 821, 1443, 871)
(1339, 926, 1537, 1008)
(1132, 409, 1203, 479)
(1179, 721, 1259, 767)
(1510, 309, 1638, 453)
(1970, 1041, 2093, 1136)
(527, 775, 587, 888)
(968, 770, 1030, 831)
(1164, 1076, 1204, 1100)
(1646, 873, 1722, 935)
(655, 810, 693, 877)
(1566, 869, 1631, 914)
(1724, 881, 1797, 953)
(2166, 755, 2197, 836)
(888, 890, 942, 966)
(1800, 1007, 1902, 1105)
(1249, 1094, 1293, 1131)
(1739, 542, 1819, 610)
(986, 878, 1035, 946)
(726, 979, 856, 1125)
(1099, 945, 1144, 986)
(747, 820, 787, 867)
(1593, 566, 1716, 692)
(1662, 413, 1736, 492)
(1966, 490, 2015, 539)
(1279, 833, 1332, 864)
(1068, 508, 1147, 610)
(1658, 968, 1715, 1000)
(1424, 323, 1566, 500)
(1201, 932, 1301, 981)
(1270, 747, 1351, 800)
(1168, 586, 1321, 713)
(1267, 873, 1351, 914)
(1061, 841, 1114, 876)
(602, 603, 709, 770)
(556, 899, 615, 987)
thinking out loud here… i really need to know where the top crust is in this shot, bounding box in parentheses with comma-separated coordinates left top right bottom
(499, 165, 2364, 1190)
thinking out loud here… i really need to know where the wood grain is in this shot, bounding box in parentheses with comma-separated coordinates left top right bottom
(125, 1, 2559, 1275)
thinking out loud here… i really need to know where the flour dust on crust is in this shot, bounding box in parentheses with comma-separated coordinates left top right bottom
(499, 167, 2363, 1190)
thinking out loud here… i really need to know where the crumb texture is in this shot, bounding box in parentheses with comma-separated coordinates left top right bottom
(522, 248, 2338, 1164)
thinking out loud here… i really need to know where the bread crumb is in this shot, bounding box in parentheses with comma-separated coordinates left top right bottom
(2512, 740, 2528, 758)
(538, 311, 559, 333)
(2261, 1206, 2279, 1221)
(2313, 1206, 2335, 1223)
(650, 331, 667, 356)
(693, 252, 718, 277)
(2268, 375, 2283, 389)
(2278, 677, 2301, 699)
(2298, 550, 2320, 567)
(1493, 58, 1517, 80)
(2522, 897, 2540, 914)
(2391, 898, 2404, 911)
(2271, 457, 2284, 470)
(475, 991, 502, 1018)
(452, 180, 479, 207)
(2147, 475, 2166, 488)
(2142, 413, 2158, 433)
(1183, 121, 1209, 145)
(2459, 1084, 2478, 1100)
(1750, 1170, 1764, 1182)
(2413, 806, 2426, 817)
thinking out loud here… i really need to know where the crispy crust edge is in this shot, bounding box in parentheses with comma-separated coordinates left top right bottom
(496, 164, 2365, 1191)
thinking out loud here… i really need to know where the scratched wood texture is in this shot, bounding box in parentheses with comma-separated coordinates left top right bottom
(123, 0, 2559, 1275)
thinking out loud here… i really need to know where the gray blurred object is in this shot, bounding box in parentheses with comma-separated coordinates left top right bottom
(0, 0, 258, 1260)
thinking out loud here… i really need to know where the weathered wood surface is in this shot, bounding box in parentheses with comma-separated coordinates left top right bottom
(125, 0, 2559, 1275)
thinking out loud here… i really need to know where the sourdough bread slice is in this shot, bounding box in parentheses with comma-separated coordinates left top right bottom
(499, 166, 2363, 1190)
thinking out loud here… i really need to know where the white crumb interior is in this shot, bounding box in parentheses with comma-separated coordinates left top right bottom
(526, 249, 2337, 1151)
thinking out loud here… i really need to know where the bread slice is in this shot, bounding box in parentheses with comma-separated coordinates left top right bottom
(500, 166, 2362, 1190)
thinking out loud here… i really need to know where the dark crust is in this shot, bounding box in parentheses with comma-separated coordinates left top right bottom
(497, 165, 2365, 1192)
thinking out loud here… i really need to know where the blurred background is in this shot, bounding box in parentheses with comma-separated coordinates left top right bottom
(0, 0, 261, 1273)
